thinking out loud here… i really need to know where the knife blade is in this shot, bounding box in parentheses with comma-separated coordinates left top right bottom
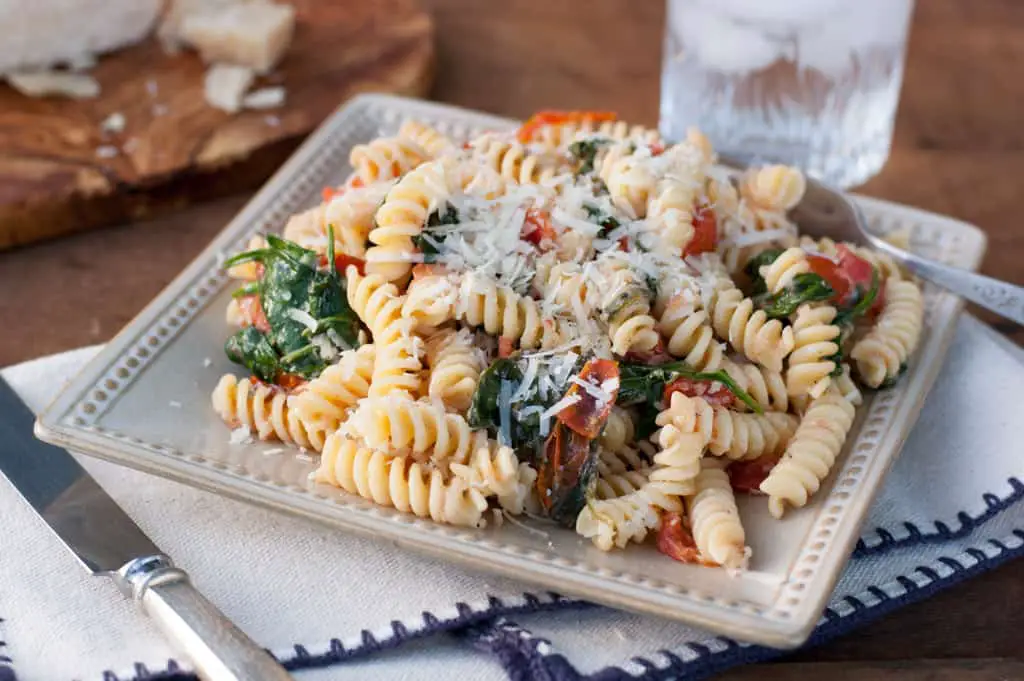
(0, 376, 292, 681)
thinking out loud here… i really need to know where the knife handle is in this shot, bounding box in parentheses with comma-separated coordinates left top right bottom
(115, 556, 293, 681)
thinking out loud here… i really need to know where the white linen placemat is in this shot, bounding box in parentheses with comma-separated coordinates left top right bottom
(0, 314, 1021, 681)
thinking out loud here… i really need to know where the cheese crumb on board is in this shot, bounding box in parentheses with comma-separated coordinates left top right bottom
(101, 112, 126, 134)
(204, 64, 256, 114)
(243, 86, 286, 110)
(6, 71, 100, 99)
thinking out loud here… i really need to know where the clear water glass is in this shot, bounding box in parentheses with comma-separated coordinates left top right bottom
(659, 0, 915, 188)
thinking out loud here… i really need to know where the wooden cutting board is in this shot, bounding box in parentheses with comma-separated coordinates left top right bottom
(0, 0, 434, 250)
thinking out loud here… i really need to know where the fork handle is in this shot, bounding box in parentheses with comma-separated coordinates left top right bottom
(888, 248, 1024, 325)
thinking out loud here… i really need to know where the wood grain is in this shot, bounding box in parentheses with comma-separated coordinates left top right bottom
(1, 1, 1021, 679)
(0, 0, 434, 250)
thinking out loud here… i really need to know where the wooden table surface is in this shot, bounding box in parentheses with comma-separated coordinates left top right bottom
(2, 1, 1021, 678)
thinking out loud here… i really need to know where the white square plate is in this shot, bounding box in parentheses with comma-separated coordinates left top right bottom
(35, 94, 986, 648)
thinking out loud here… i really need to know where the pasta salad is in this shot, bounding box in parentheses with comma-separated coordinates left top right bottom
(212, 111, 924, 571)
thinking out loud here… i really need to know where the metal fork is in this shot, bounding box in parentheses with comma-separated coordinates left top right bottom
(723, 157, 1024, 325)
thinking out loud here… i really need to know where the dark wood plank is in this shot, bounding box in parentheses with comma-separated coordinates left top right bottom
(0, 0, 434, 250)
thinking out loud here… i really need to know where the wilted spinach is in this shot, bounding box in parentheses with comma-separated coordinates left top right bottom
(220, 228, 361, 381)
(744, 248, 784, 296)
(755, 273, 835, 319)
(412, 204, 460, 262)
(569, 138, 608, 175)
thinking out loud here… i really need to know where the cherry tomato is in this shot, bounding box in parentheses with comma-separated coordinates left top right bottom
(624, 338, 673, 366)
(835, 245, 885, 315)
(521, 208, 557, 249)
(275, 372, 308, 392)
(319, 253, 366, 276)
(727, 453, 780, 494)
(656, 511, 701, 564)
(498, 337, 516, 358)
(411, 263, 448, 279)
(806, 253, 855, 306)
(556, 359, 620, 439)
(517, 110, 617, 143)
(236, 295, 270, 333)
(663, 376, 735, 409)
(683, 202, 717, 257)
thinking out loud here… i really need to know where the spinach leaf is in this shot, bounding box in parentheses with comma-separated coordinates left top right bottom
(744, 248, 784, 296)
(828, 267, 881, 375)
(225, 327, 280, 383)
(467, 358, 524, 433)
(412, 204, 460, 263)
(231, 281, 259, 298)
(617, 360, 762, 413)
(583, 202, 621, 239)
(569, 138, 608, 175)
(756, 273, 835, 319)
(221, 227, 361, 381)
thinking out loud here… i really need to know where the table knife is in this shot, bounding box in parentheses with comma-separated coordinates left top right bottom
(0, 377, 293, 681)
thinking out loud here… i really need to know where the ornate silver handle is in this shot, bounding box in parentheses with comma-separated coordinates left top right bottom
(872, 239, 1024, 325)
(114, 556, 293, 681)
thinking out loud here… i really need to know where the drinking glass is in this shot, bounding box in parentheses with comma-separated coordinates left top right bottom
(659, 0, 915, 188)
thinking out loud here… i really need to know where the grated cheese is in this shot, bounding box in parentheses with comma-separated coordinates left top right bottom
(285, 307, 318, 331)
(229, 425, 253, 445)
(539, 393, 581, 424)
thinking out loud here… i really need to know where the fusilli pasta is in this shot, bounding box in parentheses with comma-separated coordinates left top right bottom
(212, 110, 927, 574)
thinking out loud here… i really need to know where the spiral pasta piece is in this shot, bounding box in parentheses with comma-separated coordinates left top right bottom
(786, 304, 841, 399)
(598, 146, 656, 218)
(402, 273, 459, 333)
(575, 485, 676, 551)
(289, 344, 375, 433)
(366, 158, 456, 281)
(599, 407, 636, 453)
(740, 165, 806, 211)
(759, 247, 810, 295)
(398, 120, 456, 159)
(425, 328, 486, 412)
(316, 434, 488, 527)
(456, 273, 571, 350)
(283, 181, 394, 257)
(470, 134, 564, 185)
(349, 135, 428, 186)
(346, 267, 424, 397)
(760, 386, 856, 517)
(211, 374, 325, 452)
(659, 391, 798, 461)
(832, 363, 863, 406)
(527, 118, 661, 150)
(708, 279, 794, 372)
(595, 468, 651, 500)
(721, 358, 789, 413)
(449, 441, 521, 500)
(646, 179, 696, 254)
(850, 279, 924, 388)
(348, 395, 485, 466)
(657, 307, 725, 372)
(686, 458, 748, 569)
